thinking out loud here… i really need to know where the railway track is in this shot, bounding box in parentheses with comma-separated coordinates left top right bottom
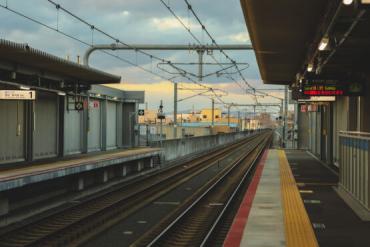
(132, 131, 271, 247)
(0, 131, 269, 247)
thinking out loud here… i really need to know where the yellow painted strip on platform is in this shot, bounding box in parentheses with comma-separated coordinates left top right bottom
(279, 150, 319, 247)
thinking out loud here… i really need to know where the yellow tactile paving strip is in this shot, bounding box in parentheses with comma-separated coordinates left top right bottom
(279, 150, 319, 247)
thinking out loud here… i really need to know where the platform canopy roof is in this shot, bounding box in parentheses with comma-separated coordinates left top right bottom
(240, 0, 330, 85)
(0, 39, 121, 84)
(241, 0, 370, 85)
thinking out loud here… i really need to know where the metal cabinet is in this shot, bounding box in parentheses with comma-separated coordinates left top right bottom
(0, 100, 25, 164)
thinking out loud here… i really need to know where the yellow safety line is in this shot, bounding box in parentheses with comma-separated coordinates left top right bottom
(279, 150, 319, 247)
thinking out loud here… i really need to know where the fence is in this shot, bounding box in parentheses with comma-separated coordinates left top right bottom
(339, 131, 370, 210)
(138, 124, 213, 146)
(150, 130, 256, 162)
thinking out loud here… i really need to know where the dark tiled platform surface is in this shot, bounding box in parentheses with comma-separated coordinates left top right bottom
(286, 150, 370, 247)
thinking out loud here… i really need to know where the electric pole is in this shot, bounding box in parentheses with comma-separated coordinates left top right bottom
(211, 98, 215, 127)
(173, 83, 177, 139)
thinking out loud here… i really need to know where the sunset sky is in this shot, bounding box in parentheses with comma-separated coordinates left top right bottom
(0, 0, 284, 113)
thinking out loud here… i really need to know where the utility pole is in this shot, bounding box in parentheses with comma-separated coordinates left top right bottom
(173, 83, 177, 139)
(211, 98, 215, 127)
(227, 105, 231, 127)
(157, 100, 165, 147)
(253, 105, 256, 130)
(197, 50, 205, 81)
(238, 111, 241, 131)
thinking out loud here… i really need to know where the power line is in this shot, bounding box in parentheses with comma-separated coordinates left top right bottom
(0, 1, 225, 102)
(46, 0, 227, 101)
(0, 3, 172, 82)
(47, 0, 166, 64)
(159, 0, 202, 44)
(183, 0, 283, 101)
(159, 0, 257, 102)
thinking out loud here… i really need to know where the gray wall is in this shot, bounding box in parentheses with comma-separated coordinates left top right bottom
(122, 103, 136, 147)
(298, 110, 309, 149)
(64, 96, 84, 155)
(106, 101, 118, 150)
(0, 85, 143, 165)
(151, 131, 254, 162)
(33, 92, 58, 160)
(87, 98, 102, 152)
(0, 100, 25, 164)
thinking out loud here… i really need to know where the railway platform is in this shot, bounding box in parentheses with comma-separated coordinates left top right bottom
(224, 149, 370, 247)
(0, 147, 162, 192)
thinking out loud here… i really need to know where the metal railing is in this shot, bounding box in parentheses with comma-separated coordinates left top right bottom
(339, 131, 370, 210)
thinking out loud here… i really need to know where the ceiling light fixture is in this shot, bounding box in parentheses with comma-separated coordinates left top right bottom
(318, 37, 330, 51)
(20, 85, 30, 90)
(343, 0, 354, 5)
(307, 64, 314, 72)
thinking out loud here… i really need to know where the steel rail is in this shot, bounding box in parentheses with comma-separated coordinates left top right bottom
(145, 133, 270, 246)
(200, 135, 268, 246)
(0, 133, 265, 247)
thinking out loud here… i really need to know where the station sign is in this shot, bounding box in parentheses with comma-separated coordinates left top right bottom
(307, 104, 318, 112)
(90, 100, 100, 109)
(302, 82, 364, 97)
(300, 104, 319, 113)
(0, 90, 36, 100)
(150, 126, 157, 135)
(138, 109, 145, 116)
(300, 105, 307, 113)
(139, 125, 147, 135)
(75, 101, 84, 111)
(298, 96, 336, 102)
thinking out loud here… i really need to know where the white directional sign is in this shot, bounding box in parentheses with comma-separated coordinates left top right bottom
(139, 125, 147, 135)
(150, 126, 157, 135)
(0, 90, 36, 100)
(298, 96, 336, 102)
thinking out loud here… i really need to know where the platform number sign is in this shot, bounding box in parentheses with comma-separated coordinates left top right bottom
(138, 109, 145, 116)
(0, 90, 36, 100)
(75, 101, 84, 111)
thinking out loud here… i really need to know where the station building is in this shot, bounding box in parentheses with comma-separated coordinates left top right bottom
(0, 39, 162, 221)
(0, 39, 146, 166)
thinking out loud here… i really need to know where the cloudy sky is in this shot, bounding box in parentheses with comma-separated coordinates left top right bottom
(0, 0, 284, 113)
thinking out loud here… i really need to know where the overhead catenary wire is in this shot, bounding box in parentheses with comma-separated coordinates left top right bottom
(183, 0, 283, 101)
(0, 3, 172, 82)
(46, 0, 227, 102)
(0, 2, 227, 103)
(159, 0, 258, 105)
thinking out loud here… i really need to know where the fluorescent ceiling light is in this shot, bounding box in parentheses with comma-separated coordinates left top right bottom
(343, 0, 354, 5)
(20, 85, 30, 90)
(57, 92, 66, 96)
(307, 64, 314, 72)
(318, 37, 330, 51)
